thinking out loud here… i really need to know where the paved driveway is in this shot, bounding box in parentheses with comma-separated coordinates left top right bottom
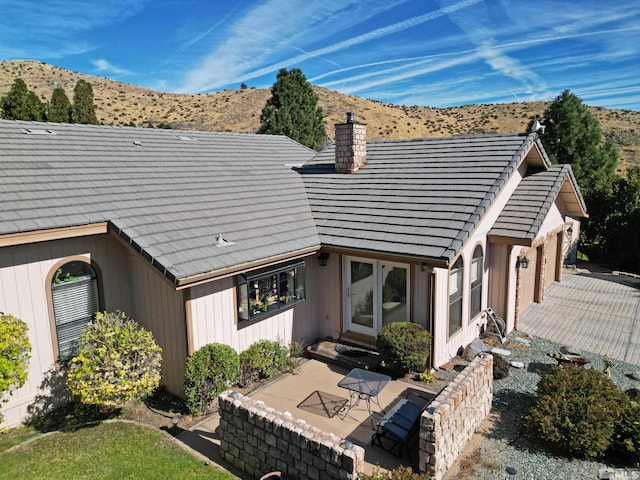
(518, 266, 640, 365)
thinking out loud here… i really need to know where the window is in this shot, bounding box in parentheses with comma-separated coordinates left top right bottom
(449, 257, 463, 336)
(51, 261, 100, 361)
(237, 262, 305, 322)
(470, 246, 483, 318)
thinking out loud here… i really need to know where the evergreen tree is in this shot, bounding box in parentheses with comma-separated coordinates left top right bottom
(48, 87, 72, 123)
(72, 79, 98, 124)
(0, 77, 44, 120)
(24, 91, 46, 121)
(540, 90, 618, 189)
(258, 68, 326, 151)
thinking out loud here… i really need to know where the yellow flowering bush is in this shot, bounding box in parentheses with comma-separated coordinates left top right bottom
(67, 311, 162, 408)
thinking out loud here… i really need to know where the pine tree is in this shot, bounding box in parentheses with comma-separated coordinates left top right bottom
(0, 78, 44, 120)
(541, 90, 618, 189)
(48, 87, 72, 123)
(72, 79, 98, 124)
(258, 68, 326, 151)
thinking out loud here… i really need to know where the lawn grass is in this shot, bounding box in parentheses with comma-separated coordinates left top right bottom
(0, 421, 234, 479)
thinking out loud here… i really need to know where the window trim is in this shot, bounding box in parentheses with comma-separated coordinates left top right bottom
(448, 256, 464, 337)
(469, 244, 484, 321)
(236, 261, 306, 326)
(46, 256, 102, 363)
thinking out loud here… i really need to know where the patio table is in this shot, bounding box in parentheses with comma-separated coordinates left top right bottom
(337, 368, 391, 425)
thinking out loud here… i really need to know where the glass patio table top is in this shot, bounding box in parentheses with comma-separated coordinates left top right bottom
(337, 368, 391, 424)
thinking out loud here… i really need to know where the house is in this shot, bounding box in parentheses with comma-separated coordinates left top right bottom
(0, 116, 586, 428)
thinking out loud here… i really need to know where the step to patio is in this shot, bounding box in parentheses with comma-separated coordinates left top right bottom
(305, 339, 382, 370)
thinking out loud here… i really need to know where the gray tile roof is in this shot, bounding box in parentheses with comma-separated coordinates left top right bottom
(489, 164, 585, 244)
(0, 120, 320, 284)
(1, 120, 583, 283)
(299, 134, 544, 266)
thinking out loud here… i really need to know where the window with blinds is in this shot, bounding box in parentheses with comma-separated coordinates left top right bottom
(51, 261, 100, 361)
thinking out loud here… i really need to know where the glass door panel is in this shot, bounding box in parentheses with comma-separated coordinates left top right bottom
(381, 265, 408, 327)
(349, 260, 375, 334)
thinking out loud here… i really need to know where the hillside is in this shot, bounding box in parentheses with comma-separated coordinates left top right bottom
(1, 60, 638, 170)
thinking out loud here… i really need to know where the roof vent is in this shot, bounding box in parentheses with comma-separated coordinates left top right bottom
(133, 140, 143, 147)
(215, 234, 235, 247)
(22, 128, 56, 135)
(176, 135, 196, 141)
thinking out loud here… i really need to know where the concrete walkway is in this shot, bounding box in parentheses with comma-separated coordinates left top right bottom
(518, 264, 640, 365)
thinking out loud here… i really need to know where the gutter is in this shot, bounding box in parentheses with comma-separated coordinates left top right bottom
(174, 246, 321, 290)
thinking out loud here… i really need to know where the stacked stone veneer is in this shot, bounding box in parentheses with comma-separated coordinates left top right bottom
(335, 115, 367, 173)
(218, 390, 364, 480)
(419, 354, 494, 479)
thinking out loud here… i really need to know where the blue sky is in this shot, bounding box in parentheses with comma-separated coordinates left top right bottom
(2, 0, 639, 110)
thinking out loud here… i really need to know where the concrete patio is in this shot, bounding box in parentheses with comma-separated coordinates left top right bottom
(177, 358, 443, 478)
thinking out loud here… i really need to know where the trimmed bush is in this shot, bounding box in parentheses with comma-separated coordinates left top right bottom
(183, 343, 239, 415)
(611, 402, 640, 466)
(239, 340, 288, 380)
(360, 465, 429, 479)
(376, 322, 431, 376)
(1, 312, 31, 424)
(492, 354, 509, 379)
(525, 364, 630, 458)
(67, 311, 162, 408)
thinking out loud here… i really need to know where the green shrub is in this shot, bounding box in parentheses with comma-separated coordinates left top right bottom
(525, 364, 630, 458)
(416, 371, 436, 383)
(239, 340, 288, 380)
(67, 311, 162, 409)
(0, 312, 31, 424)
(611, 402, 640, 466)
(184, 343, 239, 416)
(288, 340, 305, 358)
(376, 322, 431, 376)
(492, 354, 509, 379)
(360, 465, 429, 479)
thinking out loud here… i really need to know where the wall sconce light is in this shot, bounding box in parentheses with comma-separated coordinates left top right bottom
(566, 225, 573, 237)
(420, 261, 427, 272)
(517, 256, 530, 269)
(317, 252, 329, 267)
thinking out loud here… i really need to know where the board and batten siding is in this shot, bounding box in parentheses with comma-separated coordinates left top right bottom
(126, 253, 187, 397)
(187, 254, 322, 355)
(0, 233, 133, 428)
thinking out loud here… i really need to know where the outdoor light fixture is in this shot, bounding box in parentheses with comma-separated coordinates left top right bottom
(317, 252, 330, 267)
(505, 466, 517, 479)
(566, 225, 573, 237)
(517, 256, 530, 269)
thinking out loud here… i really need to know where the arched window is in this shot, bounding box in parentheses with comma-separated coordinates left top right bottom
(50, 260, 100, 361)
(470, 246, 484, 318)
(449, 256, 463, 336)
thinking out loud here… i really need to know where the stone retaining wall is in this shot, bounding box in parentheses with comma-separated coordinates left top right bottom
(419, 354, 494, 479)
(218, 390, 365, 480)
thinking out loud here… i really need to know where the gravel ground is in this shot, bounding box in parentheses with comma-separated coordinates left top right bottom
(442, 332, 640, 480)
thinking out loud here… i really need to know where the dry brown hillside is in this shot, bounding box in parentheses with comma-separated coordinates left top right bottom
(2, 59, 638, 170)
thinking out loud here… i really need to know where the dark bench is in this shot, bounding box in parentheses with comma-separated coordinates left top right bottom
(371, 391, 433, 460)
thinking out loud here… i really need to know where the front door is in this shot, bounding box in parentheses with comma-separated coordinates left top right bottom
(344, 256, 409, 337)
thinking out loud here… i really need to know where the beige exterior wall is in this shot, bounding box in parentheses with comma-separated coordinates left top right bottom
(187, 253, 323, 355)
(126, 252, 187, 396)
(0, 232, 188, 428)
(431, 160, 530, 366)
(0, 233, 134, 428)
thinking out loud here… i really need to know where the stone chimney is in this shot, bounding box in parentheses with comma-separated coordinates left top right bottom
(335, 112, 366, 173)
